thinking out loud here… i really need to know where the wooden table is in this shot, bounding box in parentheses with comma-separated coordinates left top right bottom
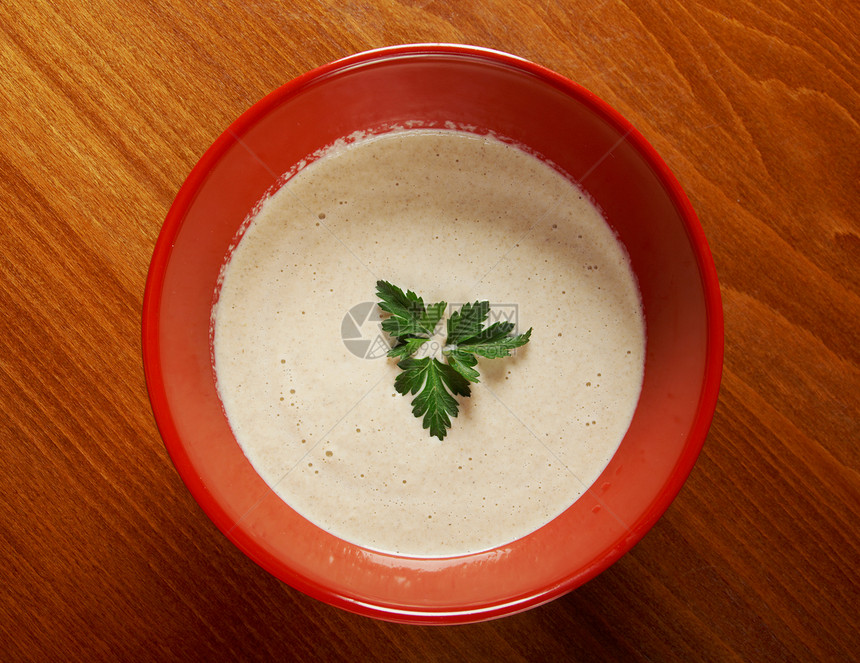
(2, 1, 857, 660)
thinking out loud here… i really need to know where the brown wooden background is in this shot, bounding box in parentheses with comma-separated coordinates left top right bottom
(1, 1, 857, 661)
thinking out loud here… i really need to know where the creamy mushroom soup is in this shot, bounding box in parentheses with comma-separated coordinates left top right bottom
(213, 129, 645, 556)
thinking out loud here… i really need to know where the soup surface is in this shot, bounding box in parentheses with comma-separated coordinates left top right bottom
(213, 129, 645, 556)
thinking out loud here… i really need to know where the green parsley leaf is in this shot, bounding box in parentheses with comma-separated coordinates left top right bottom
(445, 299, 532, 364)
(394, 357, 471, 440)
(376, 280, 445, 339)
(387, 337, 431, 361)
(376, 281, 533, 440)
(445, 300, 491, 346)
(454, 324, 532, 360)
(445, 349, 480, 383)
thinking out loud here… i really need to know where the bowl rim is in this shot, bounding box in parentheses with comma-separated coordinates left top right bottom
(142, 43, 724, 623)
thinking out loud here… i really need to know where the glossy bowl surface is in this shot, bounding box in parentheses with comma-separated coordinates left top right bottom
(142, 44, 723, 624)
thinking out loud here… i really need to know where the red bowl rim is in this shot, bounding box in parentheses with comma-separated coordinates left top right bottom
(142, 43, 724, 623)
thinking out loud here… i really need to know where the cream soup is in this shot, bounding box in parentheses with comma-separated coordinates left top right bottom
(213, 129, 645, 557)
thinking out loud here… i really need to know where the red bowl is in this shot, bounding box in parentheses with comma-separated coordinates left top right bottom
(142, 44, 723, 624)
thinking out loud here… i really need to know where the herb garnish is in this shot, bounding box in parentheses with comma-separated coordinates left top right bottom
(376, 280, 532, 440)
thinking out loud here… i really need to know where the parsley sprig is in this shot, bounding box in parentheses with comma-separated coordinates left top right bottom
(376, 280, 532, 440)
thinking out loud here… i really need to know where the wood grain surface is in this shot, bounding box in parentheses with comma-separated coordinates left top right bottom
(1, 1, 857, 661)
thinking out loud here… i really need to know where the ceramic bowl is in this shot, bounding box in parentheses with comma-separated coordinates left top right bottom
(142, 44, 723, 624)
